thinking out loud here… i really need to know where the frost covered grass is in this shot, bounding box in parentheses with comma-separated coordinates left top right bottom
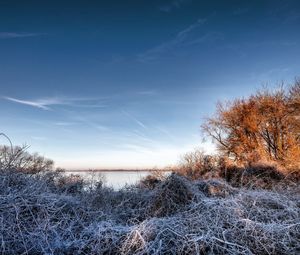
(0, 169, 299, 254)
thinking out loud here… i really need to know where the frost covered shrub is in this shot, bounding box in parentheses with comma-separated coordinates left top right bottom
(0, 170, 99, 254)
(139, 174, 161, 189)
(120, 189, 300, 255)
(220, 163, 286, 189)
(0, 170, 299, 255)
(81, 183, 152, 224)
(56, 174, 85, 195)
(149, 173, 197, 217)
(195, 179, 237, 197)
(80, 221, 130, 254)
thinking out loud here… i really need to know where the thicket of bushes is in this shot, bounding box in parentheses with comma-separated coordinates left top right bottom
(0, 168, 299, 254)
(175, 148, 300, 190)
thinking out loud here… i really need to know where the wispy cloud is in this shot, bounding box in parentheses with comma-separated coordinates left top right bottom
(130, 130, 157, 144)
(31, 136, 47, 141)
(137, 18, 224, 62)
(0, 32, 45, 39)
(122, 110, 147, 129)
(159, 0, 190, 13)
(268, 4, 300, 24)
(155, 126, 176, 141)
(223, 40, 297, 58)
(3, 97, 53, 110)
(177, 18, 207, 39)
(136, 90, 157, 95)
(233, 8, 249, 16)
(3, 96, 107, 110)
(54, 122, 77, 126)
(62, 111, 110, 133)
(244, 41, 297, 47)
(250, 67, 290, 83)
(283, 11, 300, 24)
(187, 32, 224, 45)
(119, 143, 153, 154)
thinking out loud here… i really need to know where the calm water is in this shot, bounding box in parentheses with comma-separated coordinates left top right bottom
(65, 170, 152, 189)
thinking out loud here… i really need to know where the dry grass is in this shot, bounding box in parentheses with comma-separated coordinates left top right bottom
(0, 169, 299, 254)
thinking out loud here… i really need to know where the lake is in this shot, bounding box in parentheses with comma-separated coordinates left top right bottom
(64, 170, 155, 189)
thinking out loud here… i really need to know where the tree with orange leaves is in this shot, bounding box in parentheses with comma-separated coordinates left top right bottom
(202, 80, 300, 169)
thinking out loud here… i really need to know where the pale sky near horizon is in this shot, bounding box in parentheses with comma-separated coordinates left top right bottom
(0, 0, 300, 169)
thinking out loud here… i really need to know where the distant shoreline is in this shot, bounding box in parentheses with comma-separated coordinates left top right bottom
(64, 169, 171, 172)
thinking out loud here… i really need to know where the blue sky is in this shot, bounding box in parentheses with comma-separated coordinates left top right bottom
(0, 0, 300, 169)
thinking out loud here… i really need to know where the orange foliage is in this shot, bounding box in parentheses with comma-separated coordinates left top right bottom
(202, 81, 300, 170)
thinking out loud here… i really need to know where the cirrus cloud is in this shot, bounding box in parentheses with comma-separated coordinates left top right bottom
(0, 32, 45, 39)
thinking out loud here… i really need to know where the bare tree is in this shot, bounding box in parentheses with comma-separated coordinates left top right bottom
(0, 144, 54, 173)
(177, 149, 218, 179)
